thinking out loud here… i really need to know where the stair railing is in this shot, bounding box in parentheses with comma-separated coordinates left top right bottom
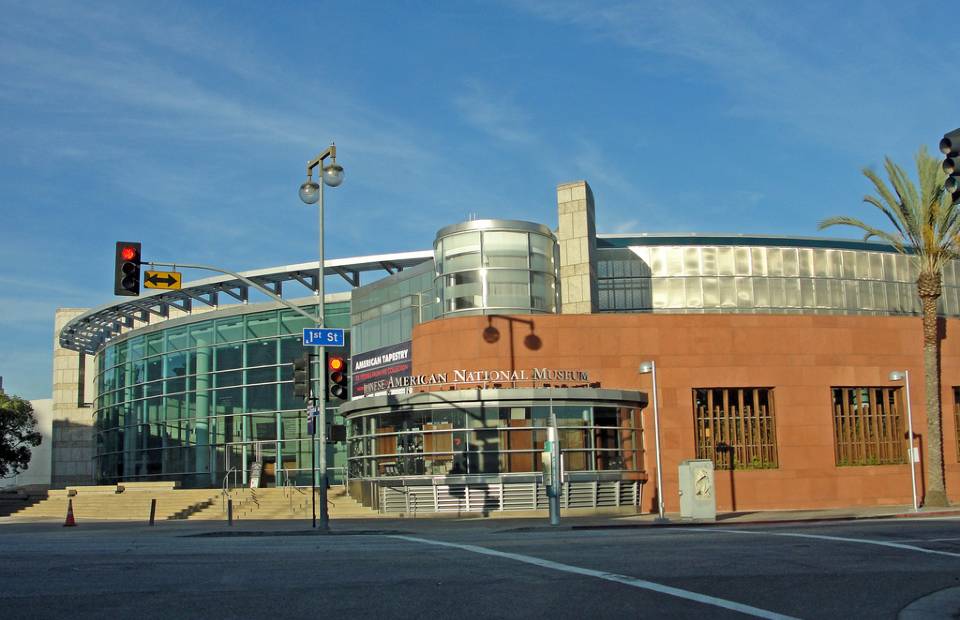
(281, 469, 294, 507)
(221, 467, 237, 511)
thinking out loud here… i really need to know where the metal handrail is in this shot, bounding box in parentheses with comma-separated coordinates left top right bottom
(221, 467, 237, 510)
(281, 469, 294, 506)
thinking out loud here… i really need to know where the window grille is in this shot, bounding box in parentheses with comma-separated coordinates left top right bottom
(831, 387, 905, 466)
(693, 388, 777, 470)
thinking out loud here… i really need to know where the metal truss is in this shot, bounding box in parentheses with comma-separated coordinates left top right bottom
(60, 250, 433, 355)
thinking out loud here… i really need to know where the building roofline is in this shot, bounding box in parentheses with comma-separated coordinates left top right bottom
(435, 219, 555, 241)
(59, 251, 433, 355)
(596, 232, 903, 253)
(60, 231, 913, 355)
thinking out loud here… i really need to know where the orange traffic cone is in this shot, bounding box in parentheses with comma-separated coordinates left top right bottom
(63, 498, 77, 527)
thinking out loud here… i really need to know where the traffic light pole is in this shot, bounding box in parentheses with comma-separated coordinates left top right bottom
(297, 144, 341, 533)
(310, 396, 318, 529)
(317, 177, 330, 532)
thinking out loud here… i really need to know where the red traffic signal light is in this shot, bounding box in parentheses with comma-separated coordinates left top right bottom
(327, 354, 348, 401)
(114, 241, 142, 296)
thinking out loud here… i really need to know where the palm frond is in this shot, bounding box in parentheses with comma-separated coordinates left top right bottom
(818, 216, 907, 252)
(862, 194, 907, 239)
(827, 146, 960, 276)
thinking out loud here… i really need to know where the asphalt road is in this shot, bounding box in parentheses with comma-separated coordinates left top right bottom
(2, 517, 959, 619)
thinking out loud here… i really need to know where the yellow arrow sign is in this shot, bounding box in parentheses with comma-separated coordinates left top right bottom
(143, 270, 182, 290)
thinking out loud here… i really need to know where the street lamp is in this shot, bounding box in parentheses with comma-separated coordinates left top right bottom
(889, 370, 919, 512)
(298, 143, 344, 531)
(638, 360, 667, 522)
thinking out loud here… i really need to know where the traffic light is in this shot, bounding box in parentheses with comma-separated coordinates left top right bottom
(328, 424, 347, 442)
(114, 241, 142, 296)
(292, 353, 311, 400)
(940, 128, 960, 204)
(326, 353, 349, 402)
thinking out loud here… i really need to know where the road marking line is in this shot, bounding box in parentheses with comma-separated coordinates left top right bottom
(715, 529, 960, 559)
(389, 535, 797, 620)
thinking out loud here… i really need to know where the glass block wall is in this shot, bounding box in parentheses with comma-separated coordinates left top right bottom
(596, 237, 960, 316)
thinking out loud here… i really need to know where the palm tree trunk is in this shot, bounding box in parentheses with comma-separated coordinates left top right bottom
(919, 275, 949, 507)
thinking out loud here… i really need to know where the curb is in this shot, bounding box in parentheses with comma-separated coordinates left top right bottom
(498, 508, 960, 533)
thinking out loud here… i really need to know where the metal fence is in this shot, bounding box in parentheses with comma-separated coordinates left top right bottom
(379, 478, 640, 514)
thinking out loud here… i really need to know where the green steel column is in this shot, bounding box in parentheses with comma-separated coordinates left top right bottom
(195, 337, 211, 484)
(122, 363, 135, 480)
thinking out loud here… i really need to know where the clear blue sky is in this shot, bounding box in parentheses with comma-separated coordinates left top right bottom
(0, 1, 954, 399)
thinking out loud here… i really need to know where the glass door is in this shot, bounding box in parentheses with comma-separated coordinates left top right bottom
(252, 440, 278, 487)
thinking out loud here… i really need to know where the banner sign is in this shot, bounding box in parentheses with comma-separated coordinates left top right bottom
(351, 341, 413, 398)
(351, 340, 593, 398)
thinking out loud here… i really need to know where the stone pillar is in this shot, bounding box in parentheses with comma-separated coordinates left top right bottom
(556, 180, 598, 314)
(51, 309, 96, 488)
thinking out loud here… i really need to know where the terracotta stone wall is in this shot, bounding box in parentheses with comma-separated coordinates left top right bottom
(410, 313, 960, 512)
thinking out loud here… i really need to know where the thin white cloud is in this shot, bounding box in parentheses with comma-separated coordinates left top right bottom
(453, 80, 538, 146)
(0, 6, 441, 189)
(0, 276, 93, 299)
(0, 299, 60, 325)
(509, 0, 951, 155)
(611, 219, 639, 234)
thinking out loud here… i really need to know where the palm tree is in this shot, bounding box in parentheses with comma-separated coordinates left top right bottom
(820, 146, 958, 507)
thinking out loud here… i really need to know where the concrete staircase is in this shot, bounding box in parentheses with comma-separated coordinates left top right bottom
(9, 483, 221, 521)
(193, 485, 378, 521)
(328, 485, 380, 518)
(8, 483, 377, 522)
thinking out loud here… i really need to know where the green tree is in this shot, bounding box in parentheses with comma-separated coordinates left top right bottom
(0, 392, 42, 479)
(820, 146, 957, 507)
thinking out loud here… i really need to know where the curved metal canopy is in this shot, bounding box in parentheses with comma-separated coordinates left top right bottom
(60, 250, 433, 355)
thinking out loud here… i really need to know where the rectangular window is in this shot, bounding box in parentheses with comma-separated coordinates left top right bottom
(440, 232, 481, 273)
(831, 387, 905, 466)
(482, 230, 529, 269)
(693, 387, 777, 470)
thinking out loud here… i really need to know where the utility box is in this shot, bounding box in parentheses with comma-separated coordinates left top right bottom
(678, 459, 716, 521)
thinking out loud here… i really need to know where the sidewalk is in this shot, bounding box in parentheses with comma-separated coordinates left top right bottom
(3, 503, 960, 536)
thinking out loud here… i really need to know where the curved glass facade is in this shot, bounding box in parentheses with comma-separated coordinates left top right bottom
(93, 302, 349, 488)
(434, 220, 560, 316)
(344, 389, 645, 480)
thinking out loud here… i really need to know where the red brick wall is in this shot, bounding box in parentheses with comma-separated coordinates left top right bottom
(411, 313, 960, 512)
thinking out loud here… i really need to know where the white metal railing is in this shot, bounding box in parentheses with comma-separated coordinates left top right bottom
(379, 479, 641, 514)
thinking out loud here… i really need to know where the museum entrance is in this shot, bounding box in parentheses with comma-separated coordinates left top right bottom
(251, 441, 278, 487)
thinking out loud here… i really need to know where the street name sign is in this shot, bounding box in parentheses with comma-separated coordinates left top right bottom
(303, 327, 345, 347)
(143, 271, 182, 290)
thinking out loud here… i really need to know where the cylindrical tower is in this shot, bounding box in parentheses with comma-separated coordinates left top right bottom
(433, 219, 560, 317)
